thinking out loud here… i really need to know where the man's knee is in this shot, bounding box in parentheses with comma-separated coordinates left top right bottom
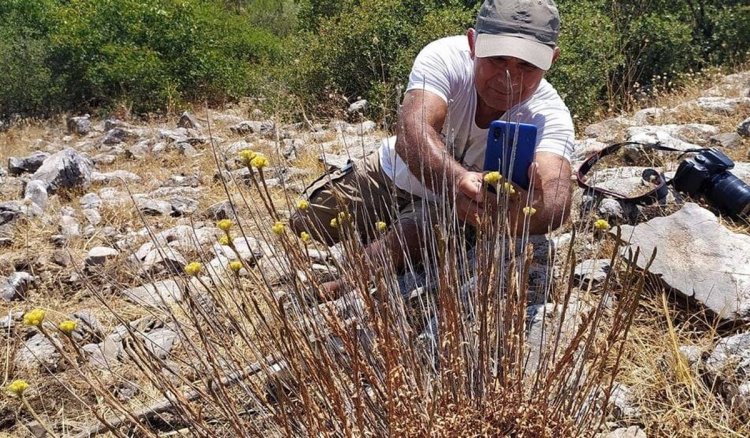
(290, 208, 338, 246)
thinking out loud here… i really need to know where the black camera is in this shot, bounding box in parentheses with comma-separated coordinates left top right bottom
(672, 148, 750, 218)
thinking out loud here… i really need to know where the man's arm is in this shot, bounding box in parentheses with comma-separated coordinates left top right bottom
(506, 151, 572, 234)
(395, 89, 487, 225)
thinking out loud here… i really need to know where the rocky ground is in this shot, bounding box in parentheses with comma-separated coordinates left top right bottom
(1, 71, 750, 436)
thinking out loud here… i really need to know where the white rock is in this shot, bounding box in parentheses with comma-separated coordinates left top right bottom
(85, 246, 119, 266)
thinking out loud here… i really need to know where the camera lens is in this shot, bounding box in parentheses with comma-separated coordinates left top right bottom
(706, 173, 750, 218)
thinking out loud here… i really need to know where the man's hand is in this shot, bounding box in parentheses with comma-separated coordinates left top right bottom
(455, 171, 485, 226)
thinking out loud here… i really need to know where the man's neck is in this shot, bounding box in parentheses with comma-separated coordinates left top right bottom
(474, 94, 504, 128)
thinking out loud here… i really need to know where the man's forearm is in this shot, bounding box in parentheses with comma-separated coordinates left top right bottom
(507, 178, 570, 234)
(395, 125, 467, 197)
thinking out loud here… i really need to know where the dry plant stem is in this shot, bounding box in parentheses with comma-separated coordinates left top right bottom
(19, 395, 58, 438)
(75, 358, 275, 438)
(36, 326, 142, 438)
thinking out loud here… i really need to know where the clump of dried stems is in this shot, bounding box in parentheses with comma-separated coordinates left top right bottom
(13, 125, 653, 437)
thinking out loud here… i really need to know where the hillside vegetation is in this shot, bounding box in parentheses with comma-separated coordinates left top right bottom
(1, 0, 748, 122)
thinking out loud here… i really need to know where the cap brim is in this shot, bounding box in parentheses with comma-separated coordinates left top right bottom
(475, 34, 554, 71)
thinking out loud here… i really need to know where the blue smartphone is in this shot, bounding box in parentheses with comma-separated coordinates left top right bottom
(483, 120, 538, 191)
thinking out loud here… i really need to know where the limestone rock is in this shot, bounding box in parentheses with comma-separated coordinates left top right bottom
(706, 332, 750, 414)
(710, 132, 742, 149)
(573, 259, 611, 286)
(136, 198, 173, 216)
(31, 148, 93, 193)
(1, 272, 34, 301)
(140, 327, 179, 360)
(102, 127, 140, 145)
(91, 170, 141, 184)
(67, 114, 91, 135)
(15, 332, 62, 371)
(610, 383, 640, 419)
(23, 180, 48, 210)
(122, 279, 183, 309)
(738, 117, 750, 137)
(230, 120, 274, 136)
(626, 126, 704, 156)
(203, 200, 235, 221)
(583, 116, 633, 143)
(345, 120, 377, 135)
(8, 152, 49, 176)
(59, 215, 81, 238)
(80, 192, 102, 209)
(0, 201, 42, 227)
(616, 203, 750, 322)
(85, 246, 119, 266)
(601, 426, 647, 438)
(177, 111, 201, 129)
(347, 99, 369, 114)
(633, 107, 665, 125)
(691, 97, 750, 114)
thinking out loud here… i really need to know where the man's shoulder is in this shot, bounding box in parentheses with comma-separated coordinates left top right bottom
(419, 35, 471, 63)
(526, 79, 569, 112)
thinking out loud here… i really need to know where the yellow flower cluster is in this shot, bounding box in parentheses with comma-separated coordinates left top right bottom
(58, 320, 77, 335)
(239, 149, 257, 166)
(500, 182, 516, 195)
(296, 199, 310, 211)
(23, 309, 45, 327)
(251, 154, 269, 169)
(271, 221, 285, 235)
(594, 218, 611, 231)
(522, 206, 537, 216)
(184, 262, 203, 276)
(7, 380, 29, 397)
(329, 218, 338, 228)
(217, 219, 233, 232)
(483, 171, 502, 185)
(375, 221, 387, 232)
(299, 231, 311, 243)
(229, 261, 243, 272)
(218, 235, 232, 246)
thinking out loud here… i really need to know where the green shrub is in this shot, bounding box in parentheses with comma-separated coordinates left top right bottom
(47, 0, 282, 113)
(0, 0, 58, 117)
(292, 0, 474, 120)
(548, 1, 621, 120)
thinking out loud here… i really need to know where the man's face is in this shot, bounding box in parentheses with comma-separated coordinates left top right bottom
(468, 29, 558, 112)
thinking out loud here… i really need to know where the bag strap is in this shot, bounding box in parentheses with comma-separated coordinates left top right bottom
(576, 141, 707, 206)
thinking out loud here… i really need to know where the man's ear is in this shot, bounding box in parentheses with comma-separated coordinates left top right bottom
(551, 46, 561, 65)
(467, 28, 476, 59)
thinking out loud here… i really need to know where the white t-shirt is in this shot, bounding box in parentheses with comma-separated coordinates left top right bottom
(378, 35, 575, 199)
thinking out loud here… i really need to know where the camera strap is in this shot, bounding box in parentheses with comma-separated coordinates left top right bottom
(576, 141, 707, 206)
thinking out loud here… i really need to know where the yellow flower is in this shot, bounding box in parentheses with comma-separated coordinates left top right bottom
(271, 221, 285, 235)
(500, 182, 516, 195)
(58, 320, 77, 335)
(229, 261, 243, 272)
(296, 199, 310, 211)
(594, 218, 611, 231)
(184, 262, 203, 276)
(483, 171, 502, 185)
(239, 149, 256, 165)
(300, 231, 311, 243)
(7, 380, 29, 397)
(23, 309, 45, 327)
(329, 218, 338, 228)
(522, 206, 537, 216)
(217, 219, 233, 232)
(251, 154, 268, 169)
(337, 211, 351, 223)
(218, 234, 232, 246)
(375, 221, 387, 232)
